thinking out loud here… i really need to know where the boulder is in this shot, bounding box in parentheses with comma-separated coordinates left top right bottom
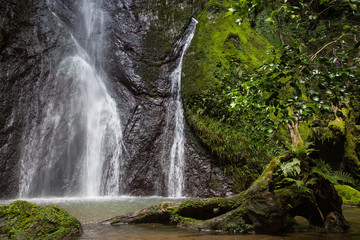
(0, 200, 82, 239)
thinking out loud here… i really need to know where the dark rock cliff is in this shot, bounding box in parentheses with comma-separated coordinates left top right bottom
(0, 0, 228, 198)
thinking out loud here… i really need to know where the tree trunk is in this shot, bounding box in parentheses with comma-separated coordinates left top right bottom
(101, 154, 349, 233)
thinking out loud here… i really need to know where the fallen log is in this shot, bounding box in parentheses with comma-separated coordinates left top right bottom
(101, 153, 350, 233)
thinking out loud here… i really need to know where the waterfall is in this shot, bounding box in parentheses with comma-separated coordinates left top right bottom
(19, 0, 124, 197)
(166, 18, 198, 198)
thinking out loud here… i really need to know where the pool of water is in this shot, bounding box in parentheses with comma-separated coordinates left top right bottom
(0, 196, 186, 224)
(1, 197, 360, 239)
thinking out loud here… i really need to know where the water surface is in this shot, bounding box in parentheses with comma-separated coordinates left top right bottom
(1, 197, 359, 240)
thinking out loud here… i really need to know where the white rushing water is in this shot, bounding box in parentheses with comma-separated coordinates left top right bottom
(19, 0, 124, 197)
(166, 19, 198, 198)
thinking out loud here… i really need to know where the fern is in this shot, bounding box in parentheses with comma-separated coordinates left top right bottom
(280, 158, 301, 177)
(313, 161, 355, 185)
(305, 177, 317, 186)
(282, 178, 312, 194)
(332, 170, 356, 185)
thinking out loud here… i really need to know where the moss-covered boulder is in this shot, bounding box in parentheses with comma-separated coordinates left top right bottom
(335, 185, 360, 206)
(0, 200, 82, 239)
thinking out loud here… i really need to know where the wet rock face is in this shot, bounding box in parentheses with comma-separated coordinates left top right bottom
(0, 0, 72, 197)
(0, 0, 228, 198)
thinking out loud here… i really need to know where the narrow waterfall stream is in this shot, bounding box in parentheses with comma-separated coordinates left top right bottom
(166, 19, 198, 198)
(19, 0, 124, 197)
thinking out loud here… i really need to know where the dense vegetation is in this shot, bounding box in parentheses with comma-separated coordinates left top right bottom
(183, 0, 360, 193)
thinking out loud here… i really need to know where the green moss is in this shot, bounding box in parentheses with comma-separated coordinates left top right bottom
(216, 206, 253, 233)
(170, 214, 202, 226)
(172, 199, 207, 216)
(182, 0, 273, 100)
(111, 219, 120, 224)
(329, 117, 346, 135)
(344, 113, 360, 178)
(134, 193, 254, 232)
(335, 185, 360, 206)
(211, 179, 223, 190)
(186, 111, 248, 163)
(274, 188, 294, 205)
(0, 200, 82, 240)
(291, 217, 324, 232)
(153, 201, 175, 211)
(248, 157, 279, 193)
(298, 122, 314, 144)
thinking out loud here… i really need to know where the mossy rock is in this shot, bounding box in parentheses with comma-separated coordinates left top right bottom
(335, 185, 360, 206)
(182, 0, 273, 100)
(0, 200, 82, 240)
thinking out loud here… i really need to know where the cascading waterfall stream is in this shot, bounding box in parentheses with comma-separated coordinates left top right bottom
(19, 0, 124, 197)
(166, 19, 198, 198)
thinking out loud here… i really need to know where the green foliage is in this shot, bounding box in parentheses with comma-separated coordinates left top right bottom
(272, 151, 319, 197)
(313, 161, 356, 185)
(187, 110, 284, 192)
(280, 158, 301, 177)
(232, 0, 360, 33)
(223, 0, 360, 186)
(182, 0, 282, 192)
(183, 0, 360, 192)
(227, 0, 360, 128)
(288, 141, 317, 158)
(228, 44, 360, 128)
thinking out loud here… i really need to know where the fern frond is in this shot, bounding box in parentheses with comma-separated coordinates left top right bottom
(313, 167, 337, 184)
(312, 161, 355, 185)
(280, 158, 301, 177)
(333, 170, 356, 185)
(305, 177, 317, 186)
(295, 180, 304, 188)
(283, 177, 297, 183)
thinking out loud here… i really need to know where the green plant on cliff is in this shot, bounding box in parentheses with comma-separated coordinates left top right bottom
(215, 36, 359, 189)
(228, 0, 360, 119)
(183, 0, 360, 192)
(183, 0, 287, 192)
(229, 43, 360, 128)
(226, 0, 360, 178)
